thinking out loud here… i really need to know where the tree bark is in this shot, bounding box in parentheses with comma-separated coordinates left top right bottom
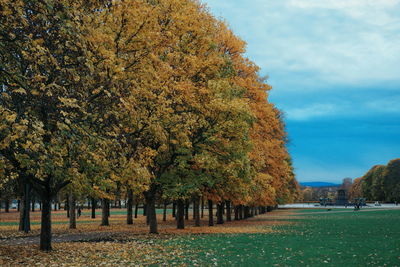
(176, 199, 185, 229)
(226, 201, 231, 222)
(143, 203, 147, 216)
(127, 189, 133, 225)
(91, 197, 96, 219)
(194, 197, 200, 227)
(208, 200, 214, 226)
(172, 201, 176, 218)
(201, 197, 204, 218)
(66, 194, 70, 218)
(217, 203, 224, 224)
(19, 182, 31, 233)
(185, 200, 189, 220)
(69, 195, 76, 229)
(101, 198, 109, 226)
(244, 206, 250, 219)
(163, 201, 167, 222)
(31, 198, 35, 212)
(134, 202, 139, 218)
(5, 199, 9, 213)
(40, 189, 52, 251)
(234, 205, 239, 220)
(144, 189, 158, 234)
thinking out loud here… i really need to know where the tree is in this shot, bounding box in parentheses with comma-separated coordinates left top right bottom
(383, 159, 400, 202)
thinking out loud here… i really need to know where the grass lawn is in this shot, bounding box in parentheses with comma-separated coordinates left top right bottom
(165, 209, 400, 266)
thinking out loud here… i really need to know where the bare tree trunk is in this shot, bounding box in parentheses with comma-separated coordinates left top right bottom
(101, 198, 109, 226)
(143, 203, 147, 216)
(185, 200, 189, 220)
(172, 201, 176, 218)
(127, 189, 133, 225)
(208, 200, 214, 226)
(217, 203, 224, 224)
(31, 198, 35, 212)
(69, 194, 76, 229)
(91, 198, 96, 219)
(194, 197, 200, 227)
(19, 182, 31, 233)
(226, 201, 231, 222)
(176, 199, 185, 229)
(40, 189, 52, 251)
(163, 201, 167, 222)
(234, 205, 239, 220)
(66, 194, 70, 218)
(201, 197, 204, 218)
(5, 199, 9, 213)
(134, 202, 139, 218)
(144, 189, 158, 234)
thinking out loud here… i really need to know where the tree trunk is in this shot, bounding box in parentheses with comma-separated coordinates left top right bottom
(208, 200, 214, 226)
(19, 182, 31, 233)
(127, 189, 133, 225)
(176, 199, 185, 229)
(244, 206, 250, 219)
(143, 203, 147, 216)
(66, 195, 70, 218)
(134, 202, 139, 218)
(226, 201, 231, 222)
(192, 200, 196, 220)
(239, 205, 244, 220)
(163, 201, 167, 222)
(217, 203, 224, 224)
(40, 190, 52, 251)
(144, 189, 158, 234)
(201, 197, 204, 218)
(107, 200, 110, 217)
(194, 197, 200, 227)
(234, 205, 239, 220)
(5, 199, 9, 213)
(172, 201, 176, 218)
(91, 198, 96, 219)
(31, 198, 35, 212)
(101, 198, 109, 226)
(69, 194, 76, 229)
(185, 200, 189, 220)
(17, 200, 20, 211)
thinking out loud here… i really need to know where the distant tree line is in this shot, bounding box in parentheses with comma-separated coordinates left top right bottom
(349, 159, 400, 202)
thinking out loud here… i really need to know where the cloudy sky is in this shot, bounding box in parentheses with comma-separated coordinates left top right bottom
(203, 0, 400, 183)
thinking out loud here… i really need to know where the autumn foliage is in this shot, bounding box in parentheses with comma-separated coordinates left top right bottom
(350, 159, 400, 202)
(0, 0, 299, 250)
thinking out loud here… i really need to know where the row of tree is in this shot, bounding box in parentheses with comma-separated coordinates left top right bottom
(349, 159, 400, 202)
(0, 0, 299, 251)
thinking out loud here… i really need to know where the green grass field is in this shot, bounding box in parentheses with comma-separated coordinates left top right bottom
(164, 209, 400, 266)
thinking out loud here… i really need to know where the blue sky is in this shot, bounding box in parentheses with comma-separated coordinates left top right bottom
(202, 0, 400, 183)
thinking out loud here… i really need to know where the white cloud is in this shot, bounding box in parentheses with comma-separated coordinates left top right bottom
(285, 103, 337, 121)
(203, 0, 400, 91)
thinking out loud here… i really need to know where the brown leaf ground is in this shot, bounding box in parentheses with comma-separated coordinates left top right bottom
(0, 209, 295, 266)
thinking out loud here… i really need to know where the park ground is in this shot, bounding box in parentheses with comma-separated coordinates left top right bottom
(1, 207, 400, 266)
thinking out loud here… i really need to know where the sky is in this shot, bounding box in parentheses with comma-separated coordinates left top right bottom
(202, 0, 400, 183)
